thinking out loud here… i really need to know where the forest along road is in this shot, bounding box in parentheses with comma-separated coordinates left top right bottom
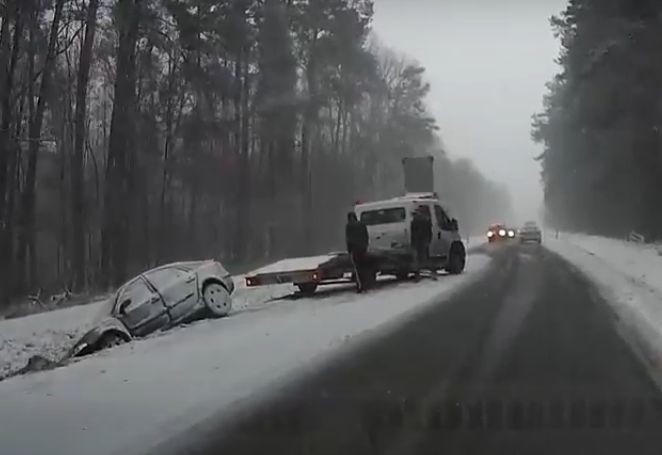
(159, 244, 662, 455)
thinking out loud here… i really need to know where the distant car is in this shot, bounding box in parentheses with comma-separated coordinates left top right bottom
(487, 223, 516, 243)
(70, 260, 234, 357)
(519, 221, 542, 244)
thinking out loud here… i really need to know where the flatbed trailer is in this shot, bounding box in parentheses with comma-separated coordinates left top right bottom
(244, 250, 414, 295)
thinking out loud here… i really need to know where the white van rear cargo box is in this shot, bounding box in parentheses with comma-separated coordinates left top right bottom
(402, 156, 434, 193)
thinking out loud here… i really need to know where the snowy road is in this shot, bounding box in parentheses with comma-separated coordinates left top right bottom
(0, 253, 491, 455)
(159, 243, 662, 455)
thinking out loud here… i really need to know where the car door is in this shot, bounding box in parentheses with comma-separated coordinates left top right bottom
(434, 204, 453, 260)
(417, 204, 441, 258)
(115, 277, 169, 336)
(144, 266, 198, 323)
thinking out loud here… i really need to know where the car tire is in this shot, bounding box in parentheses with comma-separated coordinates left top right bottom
(396, 271, 409, 281)
(297, 283, 318, 296)
(447, 244, 466, 275)
(202, 280, 232, 318)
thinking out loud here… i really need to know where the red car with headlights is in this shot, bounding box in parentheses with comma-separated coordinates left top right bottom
(487, 224, 516, 242)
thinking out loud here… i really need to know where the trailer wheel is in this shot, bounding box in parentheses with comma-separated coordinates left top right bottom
(297, 283, 318, 296)
(396, 271, 409, 281)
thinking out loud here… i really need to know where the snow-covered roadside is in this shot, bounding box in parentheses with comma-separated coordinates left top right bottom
(0, 254, 491, 455)
(546, 235, 662, 387)
(0, 238, 485, 379)
(0, 274, 292, 380)
(552, 233, 662, 288)
(0, 299, 108, 378)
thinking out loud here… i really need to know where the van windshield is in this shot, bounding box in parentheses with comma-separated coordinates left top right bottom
(360, 208, 406, 226)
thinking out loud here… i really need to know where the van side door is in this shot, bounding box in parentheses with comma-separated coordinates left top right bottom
(417, 204, 441, 258)
(434, 204, 453, 260)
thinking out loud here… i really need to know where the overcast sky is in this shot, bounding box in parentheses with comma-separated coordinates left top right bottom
(372, 0, 567, 222)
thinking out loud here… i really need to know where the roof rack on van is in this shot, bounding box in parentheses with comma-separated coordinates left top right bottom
(401, 192, 438, 200)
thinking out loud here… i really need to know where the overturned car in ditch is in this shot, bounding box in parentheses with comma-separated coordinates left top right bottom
(70, 260, 234, 357)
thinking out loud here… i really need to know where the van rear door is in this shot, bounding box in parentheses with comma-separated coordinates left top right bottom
(358, 206, 409, 252)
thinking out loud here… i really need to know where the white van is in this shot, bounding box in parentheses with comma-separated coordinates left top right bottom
(354, 192, 466, 274)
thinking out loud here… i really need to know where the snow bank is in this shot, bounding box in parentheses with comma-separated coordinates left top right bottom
(0, 274, 272, 380)
(554, 233, 662, 289)
(546, 234, 662, 387)
(0, 299, 108, 379)
(0, 238, 487, 379)
(0, 254, 491, 455)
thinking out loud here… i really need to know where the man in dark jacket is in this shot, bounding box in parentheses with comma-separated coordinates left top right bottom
(346, 212, 370, 292)
(410, 207, 432, 281)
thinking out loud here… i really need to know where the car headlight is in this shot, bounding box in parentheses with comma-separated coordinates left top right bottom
(508, 230, 515, 238)
(70, 342, 88, 357)
(498, 229, 506, 237)
(487, 231, 494, 238)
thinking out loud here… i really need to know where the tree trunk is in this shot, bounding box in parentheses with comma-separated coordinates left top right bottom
(334, 98, 343, 152)
(0, 1, 22, 303)
(0, 0, 19, 226)
(232, 44, 245, 261)
(240, 54, 250, 257)
(156, 53, 178, 265)
(101, 0, 142, 287)
(16, 0, 65, 291)
(71, 0, 100, 291)
(300, 34, 318, 255)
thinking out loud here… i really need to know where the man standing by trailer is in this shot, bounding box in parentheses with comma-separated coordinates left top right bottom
(345, 212, 369, 293)
(411, 206, 432, 281)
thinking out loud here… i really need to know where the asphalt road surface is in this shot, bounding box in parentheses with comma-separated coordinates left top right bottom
(161, 244, 662, 455)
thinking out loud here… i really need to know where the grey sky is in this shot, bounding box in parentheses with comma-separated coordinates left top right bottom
(372, 0, 567, 222)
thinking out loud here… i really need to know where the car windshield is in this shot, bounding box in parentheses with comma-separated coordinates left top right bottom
(360, 208, 406, 226)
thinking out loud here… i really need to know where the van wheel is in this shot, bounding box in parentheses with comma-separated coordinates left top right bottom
(447, 244, 466, 275)
(396, 271, 409, 281)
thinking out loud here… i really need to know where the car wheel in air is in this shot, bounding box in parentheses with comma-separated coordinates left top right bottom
(297, 283, 318, 296)
(202, 281, 232, 318)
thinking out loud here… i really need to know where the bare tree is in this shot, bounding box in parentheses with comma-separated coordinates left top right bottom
(71, 0, 100, 291)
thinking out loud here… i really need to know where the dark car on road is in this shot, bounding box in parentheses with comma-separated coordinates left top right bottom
(70, 260, 234, 357)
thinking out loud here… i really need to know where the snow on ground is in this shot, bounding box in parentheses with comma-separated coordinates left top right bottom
(1, 238, 485, 379)
(0, 298, 109, 378)
(0, 254, 490, 455)
(546, 234, 662, 387)
(0, 274, 284, 380)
